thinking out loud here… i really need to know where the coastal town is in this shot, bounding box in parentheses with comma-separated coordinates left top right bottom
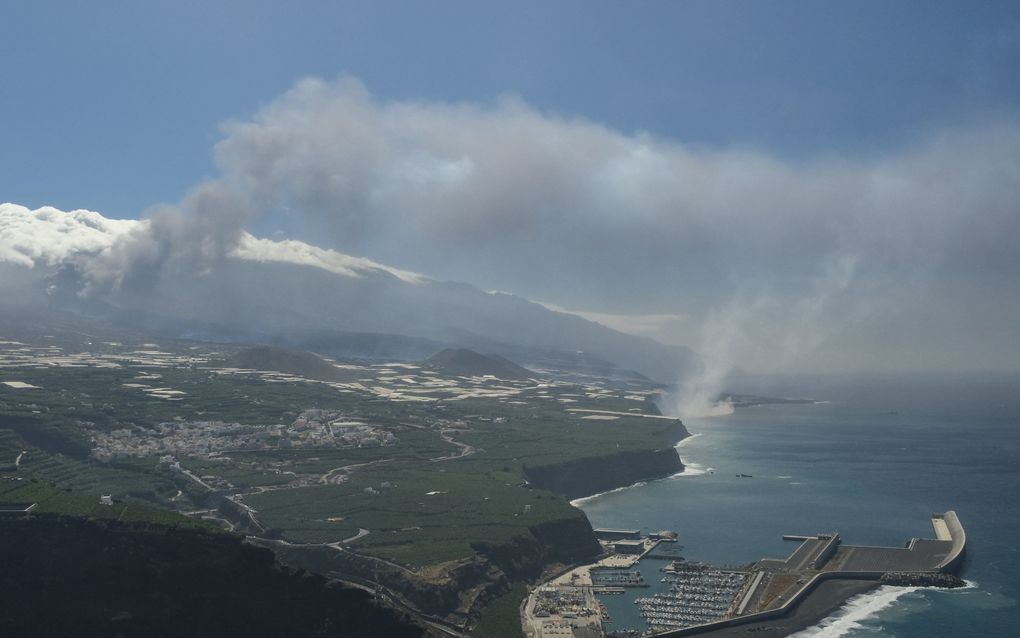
(90, 409, 398, 461)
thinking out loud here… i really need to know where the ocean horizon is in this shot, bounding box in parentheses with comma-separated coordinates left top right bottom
(575, 372, 1020, 637)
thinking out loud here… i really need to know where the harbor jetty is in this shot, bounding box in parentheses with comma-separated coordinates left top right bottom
(521, 512, 966, 638)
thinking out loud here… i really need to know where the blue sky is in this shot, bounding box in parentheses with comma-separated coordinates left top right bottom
(3, 2, 1020, 372)
(4, 1, 1019, 218)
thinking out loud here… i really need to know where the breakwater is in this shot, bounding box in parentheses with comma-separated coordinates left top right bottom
(620, 512, 968, 637)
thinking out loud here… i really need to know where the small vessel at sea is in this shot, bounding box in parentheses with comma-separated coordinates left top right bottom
(736, 473, 752, 478)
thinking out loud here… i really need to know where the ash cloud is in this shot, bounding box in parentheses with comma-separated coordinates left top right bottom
(3, 75, 1020, 376)
(206, 77, 1019, 373)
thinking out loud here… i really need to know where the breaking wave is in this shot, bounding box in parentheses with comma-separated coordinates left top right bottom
(789, 585, 923, 638)
(670, 460, 708, 477)
(569, 483, 642, 507)
(675, 432, 703, 448)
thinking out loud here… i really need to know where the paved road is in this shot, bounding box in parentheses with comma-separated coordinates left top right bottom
(320, 458, 393, 484)
(226, 494, 265, 532)
(180, 468, 214, 490)
(430, 430, 476, 462)
(339, 527, 371, 543)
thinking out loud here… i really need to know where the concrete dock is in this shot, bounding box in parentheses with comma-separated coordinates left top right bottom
(647, 511, 967, 637)
(522, 512, 967, 638)
(522, 530, 679, 638)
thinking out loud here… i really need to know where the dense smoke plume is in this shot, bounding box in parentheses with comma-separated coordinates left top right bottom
(3, 76, 1019, 377)
(663, 254, 861, 417)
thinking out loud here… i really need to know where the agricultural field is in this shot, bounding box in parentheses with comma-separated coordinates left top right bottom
(0, 476, 212, 528)
(0, 333, 682, 569)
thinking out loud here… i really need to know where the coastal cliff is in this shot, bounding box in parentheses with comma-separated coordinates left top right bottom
(472, 513, 603, 581)
(523, 421, 689, 500)
(255, 422, 690, 625)
(263, 510, 602, 625)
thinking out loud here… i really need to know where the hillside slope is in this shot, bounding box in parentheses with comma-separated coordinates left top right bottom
(1, 205, 701, 383)
(223, 345, 358, 382)
(0, 517, 426, 638)
(425, 348, 535, 380)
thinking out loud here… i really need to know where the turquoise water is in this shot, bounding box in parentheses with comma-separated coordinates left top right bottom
(577, 374, 1020, 637)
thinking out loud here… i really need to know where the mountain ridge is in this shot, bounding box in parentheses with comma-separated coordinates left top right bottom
(0, 204, 701, 383)
(222, 346, 360, 382)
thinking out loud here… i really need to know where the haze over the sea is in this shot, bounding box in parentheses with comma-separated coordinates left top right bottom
(579, 373, 1020, 637)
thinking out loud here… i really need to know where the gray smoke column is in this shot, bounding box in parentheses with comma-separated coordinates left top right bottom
(663, 253, 860, 418)
(65, 180, 251, 303)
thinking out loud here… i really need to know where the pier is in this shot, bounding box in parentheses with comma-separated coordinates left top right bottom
(521, 512, 967, 638)
(522, 529, 677, 638)
(644, 511, 967, 637)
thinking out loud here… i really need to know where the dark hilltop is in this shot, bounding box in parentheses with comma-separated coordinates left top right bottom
(424, 347, 536, 380)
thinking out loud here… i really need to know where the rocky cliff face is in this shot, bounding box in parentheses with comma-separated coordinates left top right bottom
(263, 511, 602, 626)
(264, 541, 486, 623)
(523, 422, 689, 500)
(259, 425, 690, 626)
(472, 513, 603, 582)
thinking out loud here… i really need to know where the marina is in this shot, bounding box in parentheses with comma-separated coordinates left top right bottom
(522, 513, 966, 638)
(635, 562, 748, 630)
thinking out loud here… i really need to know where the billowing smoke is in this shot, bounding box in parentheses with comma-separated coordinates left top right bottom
(3, 75, 1020, 375)
(203, 77, 1020, 372)
(663, 254, 861, 418)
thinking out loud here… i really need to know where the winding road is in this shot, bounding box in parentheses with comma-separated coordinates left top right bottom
(430, 430, 477, 462)
(320, 457, 394, 485)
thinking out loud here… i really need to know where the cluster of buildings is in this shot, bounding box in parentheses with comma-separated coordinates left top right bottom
(89, 412, 397, 461)
(292, 409, 397, 448)
(532, 587, 599, 620)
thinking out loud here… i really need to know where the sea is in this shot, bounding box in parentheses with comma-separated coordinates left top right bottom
(575, 372, 1020, 637)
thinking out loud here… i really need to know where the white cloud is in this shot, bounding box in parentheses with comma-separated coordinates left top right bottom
(0, 203, 141, 267)
(232, 233, 425, 283)
(0, 203, 425, 286)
